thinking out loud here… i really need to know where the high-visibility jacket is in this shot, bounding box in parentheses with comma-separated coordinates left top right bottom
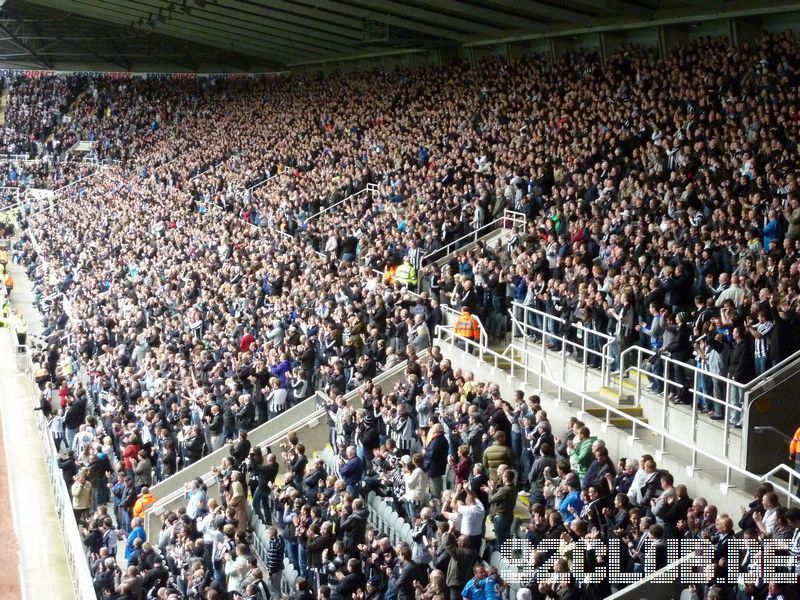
(790, 426, 800, 460)
(4, 274, 12, 290)
(133, 493, 156, 518)
(384, 266, 397, 285)
(454, 311, 481, 340)
(395, 262, 418, 286)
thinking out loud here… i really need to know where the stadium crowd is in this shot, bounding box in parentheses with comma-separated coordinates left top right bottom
(4, 28, 800, 600)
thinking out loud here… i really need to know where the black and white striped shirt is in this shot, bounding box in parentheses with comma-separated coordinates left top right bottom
(407, 247, 423, 270)
(507, 234, 520, 253)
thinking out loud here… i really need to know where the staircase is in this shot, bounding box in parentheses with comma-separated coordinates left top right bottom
(481, 342, 649, 430)
(445, 324, 800, 512)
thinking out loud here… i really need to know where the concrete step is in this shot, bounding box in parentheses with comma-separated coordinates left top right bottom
(585, 396, 648, 429)
(584, 405, 644, 418)
(598, 386, 635, 406)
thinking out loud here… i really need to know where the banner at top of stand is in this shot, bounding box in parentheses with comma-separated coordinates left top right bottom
(0, 69, 286, 79)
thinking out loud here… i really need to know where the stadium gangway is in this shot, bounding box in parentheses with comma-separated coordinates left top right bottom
(0, 185, 20, 203)
(144, 351, 420, 538)
(188, 157, 231, 181)
(421, 209, 527, 266)
(231, 169, 291, 210)
(435, 321, 800, 508)
(604, 552, 697, 600)
(0, 153, 42, 163)
(6, 167, 106, 217)
(404, 285, 489, 348)
(509, 301, 800, 478)
(306, 182, 379, 221)
(8, 328, 96, 600)
(243, 167, 290, 194)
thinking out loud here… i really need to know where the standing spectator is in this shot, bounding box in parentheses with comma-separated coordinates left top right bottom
(71, 469, 93, 523)
(727, 326, 754, 428)
(423, 424, 449, 499)
(266, 526, 286, 599)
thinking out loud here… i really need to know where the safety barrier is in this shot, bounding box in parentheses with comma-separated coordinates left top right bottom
(306, 182, 379, 221)
(507, 301, 800, 473)
(422, 209, 526, 266)
(146, 352, 420, 537)
(6, 329, 96, 600)
(436, 323, 800, 507)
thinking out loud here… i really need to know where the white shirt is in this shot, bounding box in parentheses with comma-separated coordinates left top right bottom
(268, 388, 288, 412)
(457, 499, 485, 536)
(72, 430, 95, 453)
(762, 506, 778, 535)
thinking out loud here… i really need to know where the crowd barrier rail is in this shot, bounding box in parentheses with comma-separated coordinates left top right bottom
(436, 322, 800, 507)
(5, 328, 96, 600)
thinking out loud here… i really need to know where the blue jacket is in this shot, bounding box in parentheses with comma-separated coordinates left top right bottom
(559, 490, 584, 524)
(513, 277, 527, 303)
(339, 456, 364, 485)
(423, 433, 449, 477)
(461, 578, 486, 600)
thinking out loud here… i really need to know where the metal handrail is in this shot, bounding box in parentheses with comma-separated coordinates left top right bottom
(422, 216, 506, 265)
(147, 350, 419, 517)
(306, 182, 379, 221)
(509, 301, 749, 464)
(436, 325, 800, 507)
(8, 330, 96, 599)
(511, 300, 800, 408)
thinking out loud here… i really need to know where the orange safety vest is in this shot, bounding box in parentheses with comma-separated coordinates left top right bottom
(790, 426, 800, 459)
(4, 274, 12, 290)
(133, 493, 156, 518)
(384, 265, 397, 285)
(454, 311, 481, 340)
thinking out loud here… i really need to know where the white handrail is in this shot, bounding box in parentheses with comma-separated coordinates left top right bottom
(8, 330, 96, 599)
(306, 182, 378, 221)
(436, 325, 800, 508)
(509, 301, 749, 465)
(423, 208, 526, 264)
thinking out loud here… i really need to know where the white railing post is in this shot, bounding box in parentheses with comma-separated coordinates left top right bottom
(581, 328, 588, 391)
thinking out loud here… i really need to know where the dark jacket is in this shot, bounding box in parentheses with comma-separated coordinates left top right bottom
(728, 338, 754, 383)
(185, 433, 205, 463)
(338, 571, 367, 600)
(306, 532, 336, 569)
(339, 457, 364, 486)
(422, 433, 449, 477)
(340, 508, 368, 553)
(396, 561, 424, 600)
(234, 403, 256, 431)
(442, 532, 477, 588)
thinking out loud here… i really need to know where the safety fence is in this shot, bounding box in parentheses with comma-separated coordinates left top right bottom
(436, 322, 800, 507)
(5, 328, 96, 599)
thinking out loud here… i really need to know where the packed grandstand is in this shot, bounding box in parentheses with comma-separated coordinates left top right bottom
(3, 28, 800, 600)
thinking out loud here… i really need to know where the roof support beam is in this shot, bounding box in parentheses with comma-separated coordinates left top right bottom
(33, 0, 309, 62)
(413, 0, 547, 32)
(333, 0, 497, 33)
(292, 0, 470, 40)
(0, 24, 53, 68)
(107, 0, 359, 52)
(210, 0, 364, 42)
(101, 0, 349, 54)
(234, 0, 365, 30)
(481, 0, 592, 24)
(57, 37, 130, 70)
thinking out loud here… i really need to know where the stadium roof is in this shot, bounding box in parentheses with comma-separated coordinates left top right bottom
(2, 0, 800, 72)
